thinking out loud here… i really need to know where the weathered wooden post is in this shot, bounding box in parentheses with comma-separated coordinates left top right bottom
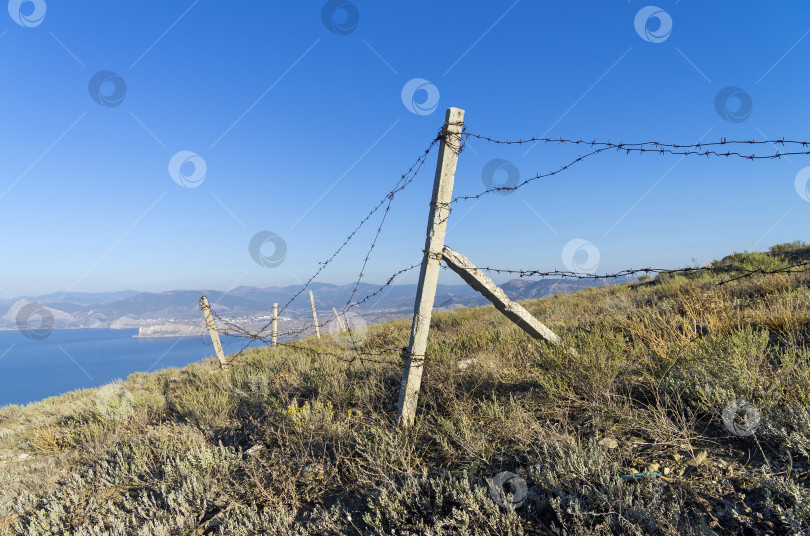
(272, 303, 278, 347)
(309, 290, 321, 339)
(397, 107, 465, 427)
(200, 296, 227, 369)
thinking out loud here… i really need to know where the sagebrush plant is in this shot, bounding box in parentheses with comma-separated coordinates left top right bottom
(1, 243, 808, 535)
(286, 399, 335, 431)
(363, 469, 526, 535)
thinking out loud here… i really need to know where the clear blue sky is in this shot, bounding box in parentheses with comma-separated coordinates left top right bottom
(1, 1, 809, 297)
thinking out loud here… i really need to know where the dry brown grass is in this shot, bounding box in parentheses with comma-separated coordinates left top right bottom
(1, 244, 809, 535)
(25, 424, 71, 454)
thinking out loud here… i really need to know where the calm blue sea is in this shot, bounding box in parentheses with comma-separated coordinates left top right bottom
(0, 329, 246, 407)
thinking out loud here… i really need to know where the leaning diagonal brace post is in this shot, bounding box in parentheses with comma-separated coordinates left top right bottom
(441, 245, 565, 346)
(397, 107, 465, 428)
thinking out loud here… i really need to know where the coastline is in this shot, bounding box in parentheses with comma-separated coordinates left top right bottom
(132, 333, 202, 339)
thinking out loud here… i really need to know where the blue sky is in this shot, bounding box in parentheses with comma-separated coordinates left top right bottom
(1, 1, 809, 297)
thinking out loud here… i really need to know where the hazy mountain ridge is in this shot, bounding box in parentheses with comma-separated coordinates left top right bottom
(0, 278, 624, 330)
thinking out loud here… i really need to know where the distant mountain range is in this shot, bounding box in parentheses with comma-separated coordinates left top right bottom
(0, 277, 629, 332)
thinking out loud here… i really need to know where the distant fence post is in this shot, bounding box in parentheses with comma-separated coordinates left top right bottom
(397, 107, 465, 428)
(200, 296, 227, 369)
(333, 307, 347, 332)
(309, 290, 321, 339)
(272, 303, 278, 347)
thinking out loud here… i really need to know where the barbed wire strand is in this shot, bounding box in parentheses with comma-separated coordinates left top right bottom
(463, 259, 810, 284)
(463, 132, 810, 151)
(452, 133, 810, 203)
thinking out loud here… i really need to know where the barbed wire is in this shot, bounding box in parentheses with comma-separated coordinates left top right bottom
(200, 255, 810, 351)
(243, 131, 445, 349)
(333, 124, 467, 354)
(216, 261, 421, 341)
(208, 313, 407, 366)
(224, 123, 457, 357)
(203, 255, 810, 368)
(452, 133, 810, 203)
(328, 124, 471, 356)
(223, 121, 455, 353)
(456, 259, 810, 286)
(209, 255, 810, 352)
(342, 198, 393, 311)
(464, 132, 810, 152)
(247, 338, 406, 366)
(209, 260, 422, 364)
(345, 261, 422, 310)
(198, 121, 810, 368)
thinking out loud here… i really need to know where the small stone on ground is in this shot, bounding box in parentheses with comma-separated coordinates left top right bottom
(599, 437, 618, 449)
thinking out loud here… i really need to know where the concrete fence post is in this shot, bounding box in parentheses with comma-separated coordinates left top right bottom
(272, 303, 278, 347)
(309, 290, 321, 340)
(333, 307, 347, 332)
(397, 107, 465, 427)
(441, 245, 569, 349)
(200, 296, 227, 369)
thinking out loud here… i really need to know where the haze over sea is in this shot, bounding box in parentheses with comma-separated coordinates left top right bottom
(0, 329, 241, 407)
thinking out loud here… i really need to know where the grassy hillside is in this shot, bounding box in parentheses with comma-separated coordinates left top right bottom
(1, 243, 809, 535)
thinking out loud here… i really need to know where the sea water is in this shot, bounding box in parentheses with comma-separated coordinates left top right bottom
(0, 329, 247, 407)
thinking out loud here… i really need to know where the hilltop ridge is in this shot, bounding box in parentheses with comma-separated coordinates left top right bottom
(1, 242, 808, 535)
